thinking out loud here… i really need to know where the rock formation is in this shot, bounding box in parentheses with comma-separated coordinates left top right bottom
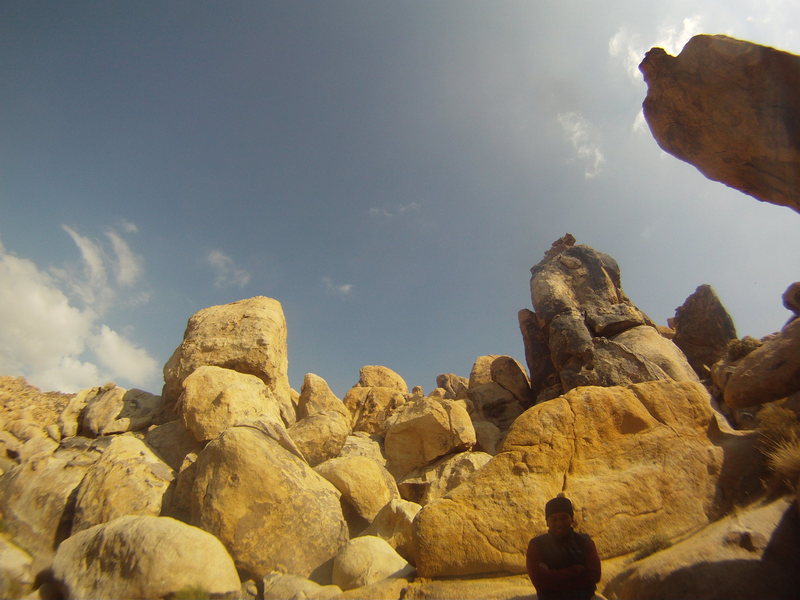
(639, 34, 800, 214)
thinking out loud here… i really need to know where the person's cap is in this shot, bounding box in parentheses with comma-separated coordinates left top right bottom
(545, 495, 574, 518)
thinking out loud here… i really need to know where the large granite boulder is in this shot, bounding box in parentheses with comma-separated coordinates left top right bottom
(162, 296, 295, 425)
(343, 386, 406, 436)
(179, 365, 281, 442)
(189, 425, 348, 579)
(143, 419, 203, 470)
(71, 435, 173, 534)
(52, 515, 240, 600)
(521, 238, 696, 397)
(640, 34, 800, 214)
(397, 451, 492, 506)
(723, 318, 800, 408)
(0, 536, 33, 600)
(262, 572, 342, 600)
(384, 397, 476, 479)
(672, 285, 738, 378)
(362, 499, 422, 561)
(412, 380, 743, 577)
(289, 410, 352, 466)
(298, 373, 349, 420)
(332, 536, 414, 591)
(315, 456, 400, 532)
(356, 366, 409, 393)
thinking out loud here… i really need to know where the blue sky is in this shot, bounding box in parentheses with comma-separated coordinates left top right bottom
(2, 1, 799, 397)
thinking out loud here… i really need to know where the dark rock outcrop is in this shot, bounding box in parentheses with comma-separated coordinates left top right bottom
(640, 34, 800, 214)
(672, 284, 738, 378)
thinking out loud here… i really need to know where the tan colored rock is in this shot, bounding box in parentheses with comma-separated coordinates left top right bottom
(469, 355, 501, 388)
(59, 385, 99, 439)
(179, 365, 281, 442)
(289, 410, 351, 466)
(143, 419, 203, 470)
(52, 515, 240, 600)
(397, 451, 492, 505)
(262, 572, 342, 600)
(162, 451, 198, 522)
(0, 455, 92, 570)
(339, 432, 386, 465)
(72, 435, 174, 534)
(362, 499, 422, 561)
(82, 385, 162, 436)
(611, 325, 699, 382)
(344, 386, 406, 436)
(0, 536, 34, 600)
(640, 34, 800, 214)
(412, 380, 741, 577)
(518, 308, 559, 401)
(436, 373, 469, 399)
(298, 373, 349, 420)
(672, 285, 738, 378)
(384, 397, 476, 478)
(490, 356, 534, 405)
(162, 296, 295, 425)
(17, 435, 58, 463)
(332, 536, 414, 591)
(604, 497, 796, 600)
(6, 418, 44, 442)
(473, 419, 503, 455)
(724, 318, 800, 408)
(315, 456, 400, 533)
(190, 425, 348, 578)
(357, 365, 408, 393)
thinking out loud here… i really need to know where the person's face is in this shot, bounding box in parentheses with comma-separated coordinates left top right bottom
(546, 511, 574, 538)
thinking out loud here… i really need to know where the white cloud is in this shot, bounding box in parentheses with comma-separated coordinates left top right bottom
(106, 229, 143, 286)
(0, 227, 159, 393)
(609, 16, 704, 82)
(323, 276, 354, 296)
(368, 202, 421, 218)
(207, 250, 251, 288)
(557, 111, 605, 178)
(91, 325, 159, 385)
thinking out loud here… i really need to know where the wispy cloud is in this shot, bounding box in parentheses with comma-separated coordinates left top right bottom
(557, 111, 605, 178)
(207, 250, 251, 289)
(323, 276, 354, 296)
(609, 16, 704, 81)
(0, 225, 159, 392)
(367, 202, 421, 218)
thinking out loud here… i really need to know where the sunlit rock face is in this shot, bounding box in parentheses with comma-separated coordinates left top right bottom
(640, 34, 800, 214)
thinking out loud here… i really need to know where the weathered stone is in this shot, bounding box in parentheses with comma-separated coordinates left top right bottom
(59, 386, 99, 439)
(384, 397, 476, 478)
(397, 451, 492, 506)
(17, 435, 58, 463)
(162, 296, 295, 425)
(52, 515, 240, 600)
(143, 419, 203, 470)
(412, 381, 739, 577)
(783, 282, 800, 315)
(356, 366, 408, 393)
(82, 385, 162, 437)
(468, 355, 501, 388)
(339, 432, 386, 466)
(0, 536, 33, 600)
(362, 499, 422, 561)
(470, 356, 534, 406)
(611, 325, 699, 382)
(673, 285, 738, 378)
(344, 386, 406, 436)
(262, 572, 342, 600)
(472, 419, 503, 455)
(72, 435, 174, 534)
(724, 318, 800, 408)
(640, 34, 800, 214)
(0, 455, 92, 570)
(289, 410, 352, 466)
(315, 456, 400, 534)
(467, 383, 525, 430)
(436, 373, 469, 400)
(179, 365, 281, 442)
(332, 536, 414, 591)
(518, 308, 558, 400)
(298, 373, 349, 420)
(190, 425, 348, 578)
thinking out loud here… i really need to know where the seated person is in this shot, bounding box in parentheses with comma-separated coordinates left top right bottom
(526, 495, 601, 600)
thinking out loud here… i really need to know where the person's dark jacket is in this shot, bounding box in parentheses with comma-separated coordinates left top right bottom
(526, 530, 601, 600)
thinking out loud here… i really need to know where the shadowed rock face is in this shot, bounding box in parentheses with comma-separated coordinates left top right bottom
(639, 34, 800, 214)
